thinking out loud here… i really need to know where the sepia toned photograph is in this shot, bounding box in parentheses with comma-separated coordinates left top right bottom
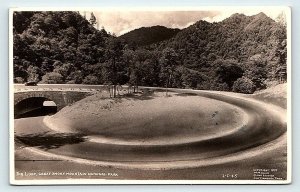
(10, 7, 291, 184)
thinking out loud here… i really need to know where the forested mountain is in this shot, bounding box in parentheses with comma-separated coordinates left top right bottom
(150, 12, 287, 92)
(13, 11, 287, 94)
(119, 26, 180, 47)
(13, 11, 112, 84)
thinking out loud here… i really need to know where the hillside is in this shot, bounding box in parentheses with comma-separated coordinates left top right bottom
(119, 25, 180, 46)
(252, 83, 287, 108)
(13, 11, 112, 84)
(153, 12, 287, 91)
(119, 25, 180, 47)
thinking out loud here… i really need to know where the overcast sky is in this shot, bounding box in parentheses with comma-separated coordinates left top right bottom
(81, 9, 287, 36)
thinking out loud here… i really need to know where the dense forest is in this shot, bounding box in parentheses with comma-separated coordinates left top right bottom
(13, 11, 287, 94)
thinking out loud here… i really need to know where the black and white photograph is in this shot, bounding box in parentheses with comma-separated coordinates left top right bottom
(10, 7, 291, 184)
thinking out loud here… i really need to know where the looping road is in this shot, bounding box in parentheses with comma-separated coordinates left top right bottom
(14, 87, 287, 170)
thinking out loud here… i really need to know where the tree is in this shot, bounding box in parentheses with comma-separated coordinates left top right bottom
(244, 56, 268, 90)
(274, 36, 287, 83)
(53, 62, 74, 81)
(276, 11, 287, 28)
(27, 65, 40, 82)
(127, 49, 148, 92)
(139, 57, 160, 87)
(89, 12, 97, 26)
(103, 38, 126, 97)
(13, 12, 34, 34)
(40, 72, 64, 84)
(215, 59, 244, 89)
(181, 68, 206, 89)
(233, 77, 256, 94)
(67, 70, 83, 84)
(159, 48, 179, 96)
(82, 75, 100, 85)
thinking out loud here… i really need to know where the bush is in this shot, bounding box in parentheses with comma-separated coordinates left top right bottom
(40, 72, 64, 84)
(14, 77, 25, 83)
(232, 77, 256, 94)
(82, 75, 100, 85)
(66, 80, 76, 84)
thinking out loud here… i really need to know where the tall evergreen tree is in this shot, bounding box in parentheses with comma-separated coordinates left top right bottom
(89, 12, 97, 26)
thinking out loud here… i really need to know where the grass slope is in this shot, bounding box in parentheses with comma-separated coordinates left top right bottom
(252, 83, 287, 109)
(46, 91, 245, 143)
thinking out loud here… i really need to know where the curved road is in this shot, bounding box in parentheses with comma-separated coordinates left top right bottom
(14, 88, 287, 170)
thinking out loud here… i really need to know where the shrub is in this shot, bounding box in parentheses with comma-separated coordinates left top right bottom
(232, 77, 256, 94)
(14, 77, 25, 83)
(40, 72, 64, 84)
(82, 75, 100, 85)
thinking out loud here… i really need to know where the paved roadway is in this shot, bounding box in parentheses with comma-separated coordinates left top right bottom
(13, 85, 287, 171)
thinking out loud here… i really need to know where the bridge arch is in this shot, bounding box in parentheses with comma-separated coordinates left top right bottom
(14, 90, 93, 119)
(14, 96, 58, 119)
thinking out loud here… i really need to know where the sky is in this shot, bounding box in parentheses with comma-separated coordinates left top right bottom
(81, 8, 287, 36)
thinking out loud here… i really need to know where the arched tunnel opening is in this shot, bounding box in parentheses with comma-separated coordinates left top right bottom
(15, 97, 58, 119)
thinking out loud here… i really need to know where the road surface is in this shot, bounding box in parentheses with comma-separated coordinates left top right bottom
(14, 88, 287, 174)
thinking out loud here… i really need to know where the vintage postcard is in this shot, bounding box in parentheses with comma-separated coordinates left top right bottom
(9, 7, 291, 185)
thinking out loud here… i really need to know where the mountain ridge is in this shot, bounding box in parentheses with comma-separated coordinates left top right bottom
(119, 25, 180, 47)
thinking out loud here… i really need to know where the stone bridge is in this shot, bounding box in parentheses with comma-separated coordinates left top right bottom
(14, 88, 98, 118)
